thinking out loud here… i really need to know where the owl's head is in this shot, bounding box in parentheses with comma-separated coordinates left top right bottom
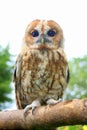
(24, 19, 64, 50)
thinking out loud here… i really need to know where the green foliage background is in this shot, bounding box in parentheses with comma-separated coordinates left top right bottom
(0, 45, 13, 110)
(65, 55, 87, 100)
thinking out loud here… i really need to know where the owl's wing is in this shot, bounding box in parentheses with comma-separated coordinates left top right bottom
(58, 48, 70, 84)
(13, 54, 23, 88)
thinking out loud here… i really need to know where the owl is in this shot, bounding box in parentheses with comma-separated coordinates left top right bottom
(13, 19, 70, 115)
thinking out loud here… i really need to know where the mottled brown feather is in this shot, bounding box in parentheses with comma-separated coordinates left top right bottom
(13, 20, 70, 109)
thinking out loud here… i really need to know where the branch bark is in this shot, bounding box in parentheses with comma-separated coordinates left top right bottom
(0, 98, 87, 130)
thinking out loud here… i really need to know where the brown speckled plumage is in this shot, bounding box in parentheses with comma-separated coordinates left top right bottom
(13, 19, 70, 110)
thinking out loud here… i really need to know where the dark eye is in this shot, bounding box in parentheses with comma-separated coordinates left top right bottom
(31, 30, 39, 37)
(47, 29, 56, 37)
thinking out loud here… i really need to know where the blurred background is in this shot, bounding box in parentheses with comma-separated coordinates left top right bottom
(0, 0, 87, 129)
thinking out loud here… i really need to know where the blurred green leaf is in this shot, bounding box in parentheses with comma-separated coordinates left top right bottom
(64, 55, 87, 100)
(60, 125, 82, 130)
(0, 45, 13, 110)
(82, 125, 87, 130)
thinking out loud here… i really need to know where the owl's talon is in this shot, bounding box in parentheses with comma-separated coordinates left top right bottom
(46, 98, 63, 105)
(23, 104, 32, 117)
(23, 100, 41, 117)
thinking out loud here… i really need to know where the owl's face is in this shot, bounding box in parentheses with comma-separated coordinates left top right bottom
(24, 20, 64, 49)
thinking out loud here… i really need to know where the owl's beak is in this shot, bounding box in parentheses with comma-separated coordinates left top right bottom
(41, 37, 44, 43)
(41, 35, 47, 44)
(37, 35, 51, 44)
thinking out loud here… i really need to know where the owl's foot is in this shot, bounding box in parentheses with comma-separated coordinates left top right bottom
(23, 100, 41, 117)
(46, 98, 62, 105)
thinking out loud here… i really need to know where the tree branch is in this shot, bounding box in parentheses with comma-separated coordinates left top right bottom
(0, 98, 87, 130)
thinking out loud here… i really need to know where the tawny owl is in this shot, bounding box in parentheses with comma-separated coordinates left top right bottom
(13, 19, 70, 114)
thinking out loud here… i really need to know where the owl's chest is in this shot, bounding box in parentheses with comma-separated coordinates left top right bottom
(21, 50, 67, 98)
(22, 50, 60, 82)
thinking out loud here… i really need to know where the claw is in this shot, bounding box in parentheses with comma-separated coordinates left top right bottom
(46, 98, 62, 105)
(23, 100, 41, 117)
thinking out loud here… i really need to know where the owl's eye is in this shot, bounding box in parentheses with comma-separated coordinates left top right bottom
(31, 30, 39, 37)
(47, 29, 56, 37)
